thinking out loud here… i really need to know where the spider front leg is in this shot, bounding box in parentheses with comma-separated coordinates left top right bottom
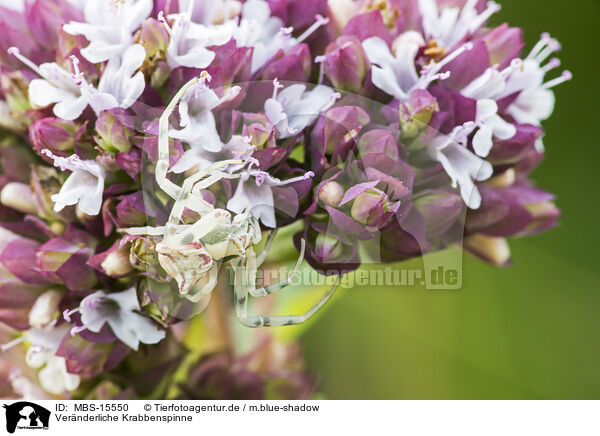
(185, 264, 220, 302)
(156, 75, 203, 201)
(256, 229, 278, 267)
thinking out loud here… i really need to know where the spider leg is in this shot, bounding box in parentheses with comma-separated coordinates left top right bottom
(232, 258, 251, 320)
(233, 240, 338, 327)
(156, 76, 202, 201)
(184, 165, 242, 195)
(119, 225, 167, 236)
(184, 265, 219, 302)
(249, 239, 305, 297)
(236, 279, 340, 327)
(256, 229, 278, 267)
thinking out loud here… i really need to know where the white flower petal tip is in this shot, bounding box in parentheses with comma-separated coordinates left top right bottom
(42, 150, 105, 216)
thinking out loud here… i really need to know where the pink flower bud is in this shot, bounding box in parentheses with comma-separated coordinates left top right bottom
(322, 36, 370, 93)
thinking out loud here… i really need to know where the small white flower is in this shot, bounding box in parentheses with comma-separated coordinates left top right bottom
(233, 0, 289, 73)
(9, 44, 146, 120)
(362, 36, 472, 102)
(265, 81, 339, 139)
(69, 288, 165, 351)
(42, 150, 106, 216)
(25, 325, 80, 396)
(471, 98, 516, 157)
(499, 34, 571, 129)
(227, 165, 314, 228)
(8, 47, 88, 121)
(29, 290, 63, 330)
(426, 123, 493, 209)
(82, 43, 147, 114)
(8, 369, 52, 400)
(161, 12, 234, 70)
(461, 65, 518, 157)
(233, 0, 329, 73)
(418, 0, 501, 49)
(63, 0, 153, 64)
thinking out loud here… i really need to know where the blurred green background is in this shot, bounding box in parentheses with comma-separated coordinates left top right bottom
(299, 0, 600, 399)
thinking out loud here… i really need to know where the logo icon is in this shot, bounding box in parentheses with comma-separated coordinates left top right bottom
(3, 402, 50, 434)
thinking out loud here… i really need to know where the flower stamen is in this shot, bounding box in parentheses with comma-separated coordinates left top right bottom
(542, 70, 572, 89)
(1, 336, 26, 352)
(295, 15, 330, 44)
(70, 325, 87, 337)
(7, 47, 43, 76)
(63, 307, 80, 322)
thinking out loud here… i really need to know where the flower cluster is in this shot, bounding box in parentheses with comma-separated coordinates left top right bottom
(0, 0, 568, 399)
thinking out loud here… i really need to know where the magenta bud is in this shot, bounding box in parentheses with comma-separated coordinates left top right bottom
(0, 72, 31, 117)
(414, 191, 464, 239)
(95, 110, 133, 153)
(30, 117, 81, 154)
(25, 0, 82, 50)
(400, 89, 439, 140)
(464, 234, 511, 266)
(483, 24, 525, 68)
(322, 35, 370, 93)
(87, 239, 134, 278)
(245, 123, 274, 149)
(140, 18, 169, 57)
(350, 189, 388, 225)
(35, 227, 98, 291)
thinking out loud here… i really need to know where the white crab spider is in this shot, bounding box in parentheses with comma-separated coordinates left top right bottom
(124, 74, 339, 327)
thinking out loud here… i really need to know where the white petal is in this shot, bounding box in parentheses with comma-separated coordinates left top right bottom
(106, 318, 140, 350)
(123, 0, 153, 33)
(509, 88, 555, 125)
(87, 91, 120, 115)
(472, 125, 493, 157)
(120, 44, 147, 78)
(29, 79, 66, 107)
(242, 0, 271, 22)
(489, 115, 517, 140)
(106, 288, 140, 313)
(79, 291, 110, 332)
(476, 98, 498, 120)
(462, 68, 506, 100)
(39, 356, 78, 395)
(370, 66, 409, 101)
(119, 71, 145, 108)
(125, 313, 165, 346)
(264, 98, 288, 131)
(362, 37, 395, 69)
(76, 186, 103, 215)
(53, 95, 88, 121)
(170, 47, 216, 69)
(82, 41, 127, 64)
(436, 142, 493, 209)
(227, 176, 277, 228)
